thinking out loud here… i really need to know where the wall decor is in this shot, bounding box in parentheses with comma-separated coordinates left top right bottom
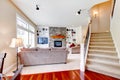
(37, 30, 39, 36)
(66, 27, 77, 48)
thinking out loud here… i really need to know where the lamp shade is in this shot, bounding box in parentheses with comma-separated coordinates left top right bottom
(9, 38, 24, 48)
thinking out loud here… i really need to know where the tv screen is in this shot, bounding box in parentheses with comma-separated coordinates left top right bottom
(37, 37, 48, 44)
(54, 41, 62, 47)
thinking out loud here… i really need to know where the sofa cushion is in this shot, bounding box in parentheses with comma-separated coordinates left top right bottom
(51, 47, 66, 51)
(21, 48, 37, 51)
(37, 48, 51, 51)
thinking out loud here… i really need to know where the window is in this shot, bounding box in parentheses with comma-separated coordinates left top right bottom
(17, 15, 35, 48)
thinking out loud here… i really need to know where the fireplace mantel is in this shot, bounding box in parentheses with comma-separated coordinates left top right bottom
(51, 34, 65, 39)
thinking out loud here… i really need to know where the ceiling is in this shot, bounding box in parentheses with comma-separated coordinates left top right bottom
(11, 0, 107, 27)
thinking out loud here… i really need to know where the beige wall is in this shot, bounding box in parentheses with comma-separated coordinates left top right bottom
(91, 0, 112, 33)
(0, 0, 36, 73)
(110, 0, 120, 60)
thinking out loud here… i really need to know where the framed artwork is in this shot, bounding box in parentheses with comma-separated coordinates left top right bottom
(37, 37, 48, 44)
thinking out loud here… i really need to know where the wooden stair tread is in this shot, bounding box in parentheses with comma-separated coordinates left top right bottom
(89, 49, 116, 52)
(88, 54, 118, 59)
(87, 58, 120, 66)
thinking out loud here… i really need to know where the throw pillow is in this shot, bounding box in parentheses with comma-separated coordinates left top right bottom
(69, 43, 75, 48)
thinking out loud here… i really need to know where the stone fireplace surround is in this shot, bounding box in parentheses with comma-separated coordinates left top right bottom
(37, 27, 66, 48)
(49, 27, 66, 48)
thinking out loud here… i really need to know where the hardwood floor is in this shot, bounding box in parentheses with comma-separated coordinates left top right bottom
(8, 69, 119, 80)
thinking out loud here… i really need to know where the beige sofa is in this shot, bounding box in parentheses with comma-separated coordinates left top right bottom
(19, 48, 68, 66)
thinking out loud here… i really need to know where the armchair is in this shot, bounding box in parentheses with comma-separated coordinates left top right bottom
(71, 45, 80, 54)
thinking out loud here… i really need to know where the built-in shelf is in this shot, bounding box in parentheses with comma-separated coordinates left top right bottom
(66, 27, 77, 48)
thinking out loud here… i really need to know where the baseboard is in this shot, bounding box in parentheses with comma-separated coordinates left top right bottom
(3, 63, 16, 74)
(87, 67, 120, 79)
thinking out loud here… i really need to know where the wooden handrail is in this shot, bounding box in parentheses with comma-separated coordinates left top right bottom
(111, 0, 116, 17)
(82, 23, 91, 44)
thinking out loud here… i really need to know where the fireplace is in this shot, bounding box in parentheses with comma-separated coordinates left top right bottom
(54, 41, 62, 47)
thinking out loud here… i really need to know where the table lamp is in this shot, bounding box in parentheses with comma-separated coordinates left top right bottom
(9, 38, 23, 73)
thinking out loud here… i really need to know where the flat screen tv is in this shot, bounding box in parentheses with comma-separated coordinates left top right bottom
(54, 41, 62, 47)
(37, 37, 48, 44)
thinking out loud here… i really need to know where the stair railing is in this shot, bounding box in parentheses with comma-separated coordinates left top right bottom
(111, 0, 116, 18)
(80, 22, 91, 72)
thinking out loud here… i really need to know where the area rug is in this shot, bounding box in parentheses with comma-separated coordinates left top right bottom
(6, 54, 80, 76)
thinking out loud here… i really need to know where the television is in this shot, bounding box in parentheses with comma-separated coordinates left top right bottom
(37, 37, 48, 44)
(54, 41, 62, 47)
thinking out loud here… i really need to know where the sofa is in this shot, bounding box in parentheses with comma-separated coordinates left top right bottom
(18, 48, 68, 66)
(71, 45, 80, 54)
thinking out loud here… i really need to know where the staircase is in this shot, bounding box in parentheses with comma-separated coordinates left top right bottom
(86, 32, 120, 79)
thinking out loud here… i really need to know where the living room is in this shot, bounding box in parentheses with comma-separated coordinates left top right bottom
(0, 0, 84, 77)
(1, 0, 120, 80)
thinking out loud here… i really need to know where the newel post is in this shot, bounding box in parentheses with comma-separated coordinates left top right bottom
(80, 43, 85, 72)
